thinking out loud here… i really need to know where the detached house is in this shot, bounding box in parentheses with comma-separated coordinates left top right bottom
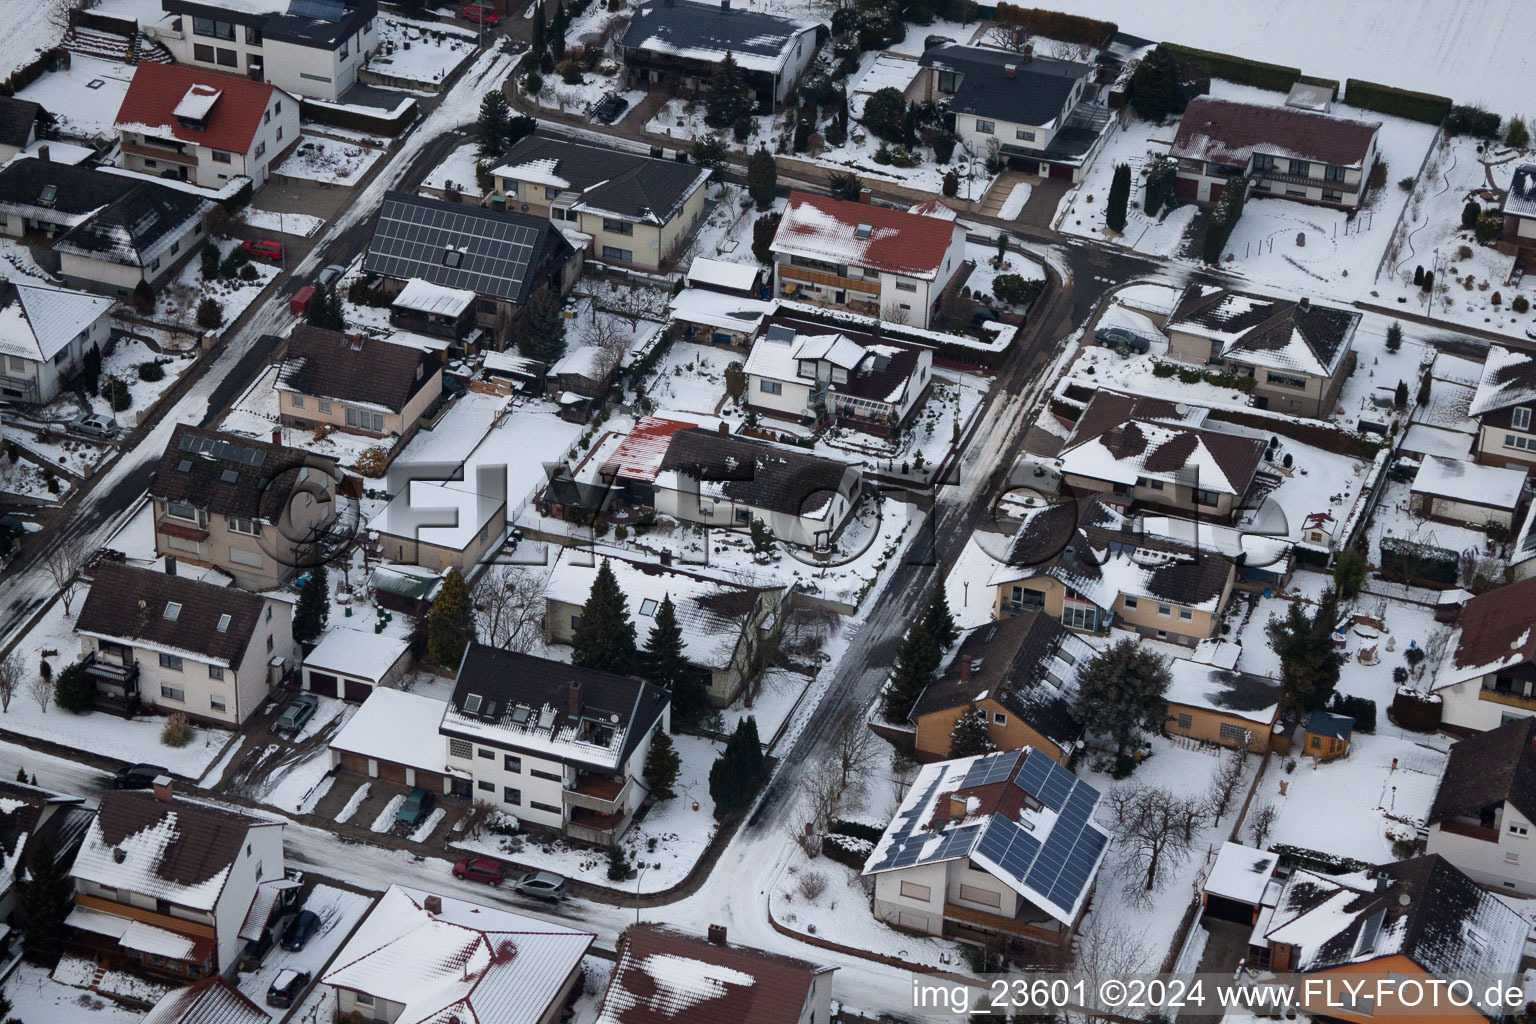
(1170, 96, 1381, 209)
(914, 44, 1108, 181)
(0, 780, 92, 926)
(1468, 344, 1536, 472)
(492, 136, 711, 272)
(0, 97, 41, 163)
(150, 424, 340, 590)
(1426, 717, 1536, 894)
(67, 785, 285, 979)
(769, 191, 966, 329)
(1163, 658, 1281, 752)
(114, 63, 299, 188)
(1500, 164, 1536, 256)
(74, 563, 295, 725)
(1432, 576, 1536, 732)
(863, 747, 1110, 946)
(617, 1, 818, 110)
(744, 322, 933, 436)
(441, 646, 670, 845)
(0, 281, 114, 405)
(1165, 287, 1361, 418)
(277, 325, 443, 447)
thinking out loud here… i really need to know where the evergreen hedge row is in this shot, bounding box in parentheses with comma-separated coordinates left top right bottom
(1164, 43, 1300, 93)
(1, 47, 66, 98)
(1378, 536, 1459, 585)
(1343, 79, 1452, 125)
(994, 5, 1117, 47)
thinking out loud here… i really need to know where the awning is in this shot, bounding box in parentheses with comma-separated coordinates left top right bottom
(119, 920, 197, 961)
(65, 906, 130, 940)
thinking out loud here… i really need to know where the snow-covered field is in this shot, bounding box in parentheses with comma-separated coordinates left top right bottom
(1054, 116, 1199, 257)
(420, 141, 484, 198)
(152, 239, 281, 336)
(0, 0, 66, 82)
(278, 136, 386, 187)
(369, 15, 477, 88)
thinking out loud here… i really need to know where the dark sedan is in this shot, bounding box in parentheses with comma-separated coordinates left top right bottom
(280, 910, 321, 952)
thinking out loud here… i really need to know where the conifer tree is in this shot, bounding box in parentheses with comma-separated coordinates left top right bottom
(881, 619, 939, 724)
(708, 716, 765, 818)
(427, 568, 476, 668)
(642, 594, 707, 729)
(530, 4, 547, 62)
(1267, 587, 1344, 712)
(571, 560, 638, 674)
(1385, 321, 1403, 353)
(643, 730, 681, 801)
(551, 0, 568, 62)
(948, 704, 997, 758)
(293, 564, 329, 644)
(1106, 163, 1131, 232)
(707, 51, 752, 128)
(16, 836, 70, 965)
(515, 289, 567, 363)
(923, 587, 959, 651)
(477, 90, 512, 161)
(1075, 638, 1171, 763)
(747, 147, 777, 208)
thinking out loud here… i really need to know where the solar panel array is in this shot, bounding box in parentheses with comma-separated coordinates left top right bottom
(976, 816, 1041, 880)
(365, 197, 542, 303)
(1021, 778, 1107, 914)
(179, 433, 266, 466)
(765, 324, 796, 344)
(959, 749, 1022, 788)
(289, 0, 346, 20)
(1015, 749, 1075, 811)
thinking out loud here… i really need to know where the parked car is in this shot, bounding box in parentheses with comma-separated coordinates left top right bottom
(460, 4, 500, 24)
(68, 413, 118, 440)
(396, 787, 435, 826)
(1093, 326, 1151, 354)
(316, 265, 346, 289)
(266, 969, 311, 1008)
(241, 238, 285, 263)
(112, 764, 169, 789)
(279, 910, 321, 952)
(239, 927, 275, 972)
(271, 694, 319, 736)
(590, 93, 629, 125)
(453, 856, 506, 886)
(514, 870, 568, 901)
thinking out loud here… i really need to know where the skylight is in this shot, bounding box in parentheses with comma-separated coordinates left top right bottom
(854, 223, 872, 239)
(639, 598, 658, 616)
(39, 184, 56, 206)
(164, 602, 182, 621)
(216, 613, 231, 633)
(464, 693, 483, 715)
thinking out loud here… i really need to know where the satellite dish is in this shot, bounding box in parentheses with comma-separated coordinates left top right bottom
(1398, 893, 1411, 907)
(610, 713, 619, 723)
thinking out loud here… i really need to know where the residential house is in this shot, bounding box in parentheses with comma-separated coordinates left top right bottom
(1163, 658, 1281, 752)
(74, 562, 295, 725)
(0, 97, 42, 163)
(1500, 163, 1536, 257)
(908, 612, 1093, 763)
(914, 44, 1108, 181)
(669, 287, 773, 347)
(141, 977, 271, 1024)
(67, 784, 285, 979)
(863, 747, 1110, 945)
(0, 157, 138, 241)
(617, 1, 818, 110)
(744, 322, 933, 436)
(1409, 454, 1525, 529)
(114, 63, 299, 187)
(686, 256, 763, 298)
(1258, 855, 1521, 1022)
(1434, 576, 1536, 732)
(0, 281, 113, 404)
(769, 191, 967, 329)
(594, 414, 699, 507)
(1170, 96, 1381, 209)
(276, 324, 443, 446)
(988, 499, 1239, 645)
(545, 549, 791, 707)
(1165, 287, 1360, 418)
(329, 688, 452, 792)
(323, 885, 593, 1024)
(1425, 717, 1536, 895)
(1056, 390, 1270, 521)
(361, 191, 577, 351)
(152, 0, 379, 102)
(0, 780, 92, 926)
(388, 278, 478, 342)
(441, 646, 671, 844)
(1468, 344, 1536, 471)
(655, 427, 865, 549)
(594, 924, 836, 1024)
(149, 423, 341, 589)
(492, 136, 710, 272)
(301, 628, 409, 701)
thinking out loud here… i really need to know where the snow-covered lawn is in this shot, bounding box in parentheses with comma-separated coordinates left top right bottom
(1054, 116, 1199, 257)
(635, 340, 736, 417)
(0, 236, 56, 283)
(0, 452, 69, 501)
(16, 56, 134, 142)
(245, 208, 327, 237)
(534, 63, 641, 122)
(5, 962, 141, 1024)
(420, 141, 484, 199)
(1363, 476, 1493, 570)
(278, 136, 385, 187)
(152, 238, 281, 334)
(81, 335, 197, 423)
(368, 15, 477, 89)
(235, 885, 376, 1022)
(963, 239, 1046, 307)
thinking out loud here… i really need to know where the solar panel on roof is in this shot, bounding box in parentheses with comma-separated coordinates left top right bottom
(290, 0, 346, 20)
(1015, 750, 1076, 811)
(960, 749, 1022, 789)
(766, 324, 795, 343)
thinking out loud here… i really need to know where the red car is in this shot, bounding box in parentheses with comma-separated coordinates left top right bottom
(460, 4, 500, 25)
(241, 238, 285, 263)
(453, 856, 506, 886)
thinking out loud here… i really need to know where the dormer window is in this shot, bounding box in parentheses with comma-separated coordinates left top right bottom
(164, 602, 182, 621)
(1514, 406, 1532, 431)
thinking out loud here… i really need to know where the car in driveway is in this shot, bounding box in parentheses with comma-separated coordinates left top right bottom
(1093, 326, 1152, 354)
(112, 764, 169, 789)
(460, 4, 499, 24)
(68, 413, 119, 440)
(241, 238, 285, 263)
(316, 264, 345, 290)
(396, 787, 434, 826)
(279, 910, 321, 952)
(453, 856, 506, 886)
(590, 93, 629, 125)
(514, 870, 567, 901)
(266, 969, 311, 1008)
(271, 694, 319, 736)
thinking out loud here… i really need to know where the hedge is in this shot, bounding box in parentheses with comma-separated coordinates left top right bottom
(1270, 843, 1373, 875)
(298, 97, 419, 137)
(1379, 536, 1459, 586)
(1390, 690, 1442, 732)
(993, 5, 1116, 47)
(1343, 79, 1452, 126)
(1204, 406, 1384, 460)
(1, 47, 66, 98)
(1327, 693, 1377, 734)
(821, 833, 874, 870)
(1164, 43, 1300, 94)
(830, 819, 888, 843)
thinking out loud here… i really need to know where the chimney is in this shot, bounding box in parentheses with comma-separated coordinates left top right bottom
(271, 428, 282, 446)
(1021, 43, 1033, 62)
(707, 924, 727, 945)
(659, 549, 673, 566)
(1298, 296, 1311, 312)
(423, 894, 443, 915)
(717, 421, 729, 436)
(112, 847, 126, 863)
(1004, 64, 1017, 79)
(959, 655, 972, 682)
(719, 0, 728, 8)
(152, 775, 174, 802)
(164, 555, 176, 577)
(948, 794, 969, 819)
(38, 144, 49, 162)
(566, 681, 582, 717)
(859, 187, 873, 204)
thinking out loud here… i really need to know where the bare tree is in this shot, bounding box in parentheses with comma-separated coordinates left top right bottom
(1106, 782, 1201, 897)
(26, 671, 50, 714)
(584, 315, 632, 385)
(1067, 913, 1154, 1023)
(793, 758, 844, 852)
(891, 751, 919, 804)
(606, 285, 667, 330)
(46, 0, 90, 35)
(0, 652, 20, 713)
(1246, 803, 1278, 848)
(831, 725, 879, 801)
(879, 303, 912, 326)
(473, 565, 545, 653)
(44, 545, 86, 615)
(1207, 744, 1250, 824)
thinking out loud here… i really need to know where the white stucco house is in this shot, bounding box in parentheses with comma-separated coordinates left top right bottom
(0, 281, 114, 404)
(1426, 717, 1536, 895)
(743, 322, 933, 436)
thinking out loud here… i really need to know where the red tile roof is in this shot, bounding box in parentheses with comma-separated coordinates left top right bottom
(1171, 97, 1380, 170)
(601, 416, 697, 483)
(772, 191, 960, 280)
(115, 63, 278, 157)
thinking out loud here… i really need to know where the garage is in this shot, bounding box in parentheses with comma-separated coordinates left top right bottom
(338, 750, 370, 775)
(376, 760, 409, 785)
(329, 688, 454, 795)
(307, 672, 339, 698)
(302, 630, 410, 703)
(343, 679, 372, 703)
(413, 769, 445, 792)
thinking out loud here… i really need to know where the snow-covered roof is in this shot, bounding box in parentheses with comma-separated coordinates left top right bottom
(305, 628, 410, 682)
(141, 977, 270, 1024)
(1439, 576, 1536, 690)
(1165, 659, 1280, 726)
(1469, 344, 1536, 417)
(772, 191, 961, 281)
(0, 280, 112, 364)
(329, 689, 448, 776)
(685, 256, 761, 295)
(619, 1, 818, 76)
(482, 349, 544, 378)
(1168, 287, 1358, 379)
(668, 288, 774, 333)
(863, 748, 1110, 925)
(392, 277, 476, 318)
(1204, 842, 1279, 905)
(1171, 96, 1380, 170)
(322, 885, 594, 1024)
(172, 84, 222, 122)
(1410, 454, 1524, 509)
(1399, 423, 1474, 462)
(848, 51, 923, 119)
(1133, 514, 1290, 571)
(550, 343, 607, 381)
(1505, 164, 1536, 220)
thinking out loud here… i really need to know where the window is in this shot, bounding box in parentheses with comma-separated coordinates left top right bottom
(229, 547, 263, 568)
(1266, 371, 1307, 389)
(1516, 407, 1533, 431)
(210, 694, 226, 711)
(299, 72, 332, 83)
(899, 880, 932, 901)
(193, 43, 215, 62)
(1322, 190, 1343, 202)
(257, 140, 267, 156)
(266, 635, 273, 652)
(504, 755, 521, 772)
(1310, 735, 1322, 749)
(246, 25, 262, 44)
(975, 119, 995, 135)
(477, 747, 494, 760)
(1506, 434, 1536, 451)
(1324, 164, 1346, 181)
(992, 712, 1007, 726)
(164, 602, 182, 621)
(227, 516, 259, 535)
(1177, 713, 1193, 729)
(449, 738, 472, 759)
(1015, 128, 1036, 141)
(531, 769, 561, 783)
(216, 48, 237, 67)
(160, 684, 186, 700)
(1288, 159, 1309, 176)
(211, 151, 232, 164)
(1122, 596, 1139, 610)
(1157, 603, 1172, 617)
(339, 44, 348, 60)
(193, 17, 235, 40)
(639, 598, 658, 616)
(1062, 604, 1096, 631)
(167, 502, 200, 523)
(958, 884, 1001, 908)
(1512, 823, 1529, 837)
(759, 379, 783, 395)
(1508, 851, 1522, 864)
(354, 994, 374, 1008)
(477, 781, 494, 793)
(602, 246, 633, 262)
(529, 801, 561, 815)
(938, 70, 958, 92)
(317, 399, 331, 413)
(894, 281, 918, 293)
(1195, 488, 1221, 508)
(602, 219, 634, 235)
(208, 665, 224, 681)
(1179, 608, 1194, 621)
(503, 787, 521, 805)
(291, 394, 305, 409)
(1219, 722, 1249, 743)
(346, 407, 385, 432)
(275, 126, 282, 141)
(569, 615, 581, 630)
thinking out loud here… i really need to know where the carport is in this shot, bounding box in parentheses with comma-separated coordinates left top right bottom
(302, 628, 411, 703)
(329, 687, 454, 794)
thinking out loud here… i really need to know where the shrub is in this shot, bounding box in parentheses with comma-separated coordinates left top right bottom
(732, 116, 750, 144)
(1461, 201, 1481, 230)
(1164, 42, 1298, 92)
(1492, 291, 1503, 306)
(751, 212, 780, 264)
(1475, 210, 1503, 244)
(797, 870, 829, 900)
(861, 87, 906, 143)
(820, 832, 873, 869)
(1327, 693, 1377, 734)
(1508, 116, 1530, 149)
(993, 4, 1116, 46)
(942, 169, 959, 198)
(1397, 177, 1414, 192)
(200, 244, 221, 279)
(1345, 79, 1452, 125)
(162, 712, 194, 747)
(1446, 104, 1501, 139)
(136, 361, 164, 383)
(931, 130, 956, 163)
(1515, 295, 1530, 314)
(53, 661, 94, 713)
(103, 375, 131, 412)
(1379, 536, 1459, 585)
(1178, 367, 1203, 384)
(992, 274, 1043, 307)
(1457, 244, 1473, 260)
(196, 297, 224, 329)
(219, 247, 249, 278)
(1152, 362, 1177, 378)
(524, 71, 543, 95)
(888, 146, 921, 168)
(872, 143, 893, 165)
(557, 59, 582, 84)
(238, 264, 258, 281)
(823, 120, 846, 147)
(605, 843, 630, 881)
(355, 446, 390, 478)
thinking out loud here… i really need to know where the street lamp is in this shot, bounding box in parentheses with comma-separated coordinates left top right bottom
(634, 862, 648, 926)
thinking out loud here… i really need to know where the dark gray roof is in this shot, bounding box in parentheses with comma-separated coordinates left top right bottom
(497, 136, 709, 225)
(362, 191, 572, 305)
(54, 179, 212, 269)
(1305, 709, 1353, 739)
(164, 0, 376, 48)
(0, 96, 40, 149)
(918, 44, 1093, 127)
(1169, 286, 1358, 378)
(659, 428, 862, 518)
(0, 158, 138, 221)
(620, 1, 815, 68)
(95, 790, 266, 889)
(278, 325, 441, 414)
(151, 423, 333, 523)
(75, 562, 267, 665)
(1429, 717, 1536, 824)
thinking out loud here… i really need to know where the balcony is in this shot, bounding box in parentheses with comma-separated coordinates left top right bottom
(563, 773, 629, 815)
(778, 264, 876, 298)
(943, 903, 1070, 946)
(120, 141, 197, 166)
(1436, 818, 1500, 843)
(566, 805, 624, 845)
(1478, 687, 1536, 711)
(1251, 168, 1358, 193)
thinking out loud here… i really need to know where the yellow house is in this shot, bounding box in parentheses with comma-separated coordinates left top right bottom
(1163, 658, 1280, 752)
(908, 612, 1096, 763)
(491, 136, 710, 273)
(1302, 709, 1353, 759)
